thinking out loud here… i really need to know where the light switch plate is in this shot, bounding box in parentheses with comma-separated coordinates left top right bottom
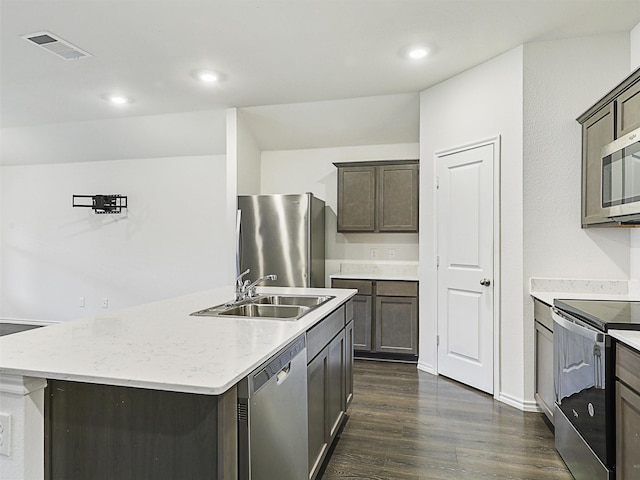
(0, 412, 11, 456)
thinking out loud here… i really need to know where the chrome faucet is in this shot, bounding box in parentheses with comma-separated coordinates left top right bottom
(233, 270, 278, 302)
(245, 274, 278, 299)
(234, 268, 251, 302)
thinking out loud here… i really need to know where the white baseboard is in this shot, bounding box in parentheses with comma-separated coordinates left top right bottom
(416, 360, 436, 375)
(497, 391, 540, 412)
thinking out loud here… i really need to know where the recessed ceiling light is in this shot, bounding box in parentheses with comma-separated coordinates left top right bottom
(198, 71, 219, 83)
(102, 94, 134, 105)
(407, 47, 429, 60)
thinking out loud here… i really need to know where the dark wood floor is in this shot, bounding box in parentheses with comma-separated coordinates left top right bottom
(321, 360, 572, 480)
(0, 323, 43, 336)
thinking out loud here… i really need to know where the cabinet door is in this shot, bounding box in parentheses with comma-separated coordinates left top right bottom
(616, 81, 640, 138)
(616, 382, 640, 480)
(377, 163, 419, 232)
(344, 320, 354, 408)
(307, 348, 329, 480)
(582, 104, 615, 226)
(535, 320, 554, 424)
(374, 296, 418, 355)
(337, 166, 376, 232)
(327, 331, 345, 439)
(352, 294, 372, 352)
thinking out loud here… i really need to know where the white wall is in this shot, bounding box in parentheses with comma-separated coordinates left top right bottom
(522, 33, 631, 401)
(1, 110, 227, 166)
(419, 46, 526, 407)
(236, 110, 262, 195)
(260, 143, 420, 285)
(1, 154, 227, 322)
(631, 22, 640, 69)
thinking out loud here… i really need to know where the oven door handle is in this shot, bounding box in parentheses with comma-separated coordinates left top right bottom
(552, 309, 603, 342)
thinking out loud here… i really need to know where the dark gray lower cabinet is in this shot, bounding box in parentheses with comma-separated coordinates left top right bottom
(307, 346, 329, 478)
(344, 319, 354, 407)
(332, 278, 418, 359)
(375, 294, 418, 355)
(352, 294, 372, 351)
(615, 342, 640, 480)
(533, 299, 554, 425)
(306, 302, 353, 480)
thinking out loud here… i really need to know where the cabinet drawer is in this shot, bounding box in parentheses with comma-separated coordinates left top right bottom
(376, 281, 417, 297)
(533, 299, 553, 332)
(616, 342, 640, 394)
(307, 306, 344, 362)
(331, 279, 372, 295)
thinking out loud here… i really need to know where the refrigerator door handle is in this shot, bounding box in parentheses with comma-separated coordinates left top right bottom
(236, 209, 242, 279)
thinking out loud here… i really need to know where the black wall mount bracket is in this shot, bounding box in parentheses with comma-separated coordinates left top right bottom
(73, 194, 128, 214)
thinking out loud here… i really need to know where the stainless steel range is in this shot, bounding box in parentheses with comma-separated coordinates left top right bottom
(553, 299, 640, 480)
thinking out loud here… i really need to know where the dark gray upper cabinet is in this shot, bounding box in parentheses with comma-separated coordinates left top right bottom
(616, 80, 640, 138)
(334, 159, 419, 233)
(581, 105, 614, 227)
(577, 67, 640, 228)
(336, 165, 376, 231)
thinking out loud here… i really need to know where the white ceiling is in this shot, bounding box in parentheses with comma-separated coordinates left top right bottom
(2, 0, 640, 155)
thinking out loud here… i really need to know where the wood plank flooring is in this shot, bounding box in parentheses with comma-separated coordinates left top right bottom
(320, 360, 572, 480)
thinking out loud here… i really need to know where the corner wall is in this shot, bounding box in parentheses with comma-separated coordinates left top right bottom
(419, 46, 525, 406)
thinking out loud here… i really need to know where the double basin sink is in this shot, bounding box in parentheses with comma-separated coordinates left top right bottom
(191, 294, 334, 321)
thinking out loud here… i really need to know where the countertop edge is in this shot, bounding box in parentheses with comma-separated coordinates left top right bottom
(610, 330, 640, 353)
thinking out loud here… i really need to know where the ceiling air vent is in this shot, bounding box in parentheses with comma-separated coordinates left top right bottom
(20, 31, 91, 60)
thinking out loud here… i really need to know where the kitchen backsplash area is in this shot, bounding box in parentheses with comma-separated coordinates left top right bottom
(338, 261, 418, 277)
(530, 277, 630, 296)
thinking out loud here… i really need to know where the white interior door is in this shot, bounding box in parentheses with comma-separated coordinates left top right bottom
(436, 141, 495, 394)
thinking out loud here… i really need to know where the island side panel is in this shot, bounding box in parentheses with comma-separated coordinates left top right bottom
(46, 380, 234, 480)
(0, 375, 48, 480)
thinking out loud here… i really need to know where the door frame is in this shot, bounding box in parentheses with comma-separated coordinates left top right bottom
(434, 135, 501, 399)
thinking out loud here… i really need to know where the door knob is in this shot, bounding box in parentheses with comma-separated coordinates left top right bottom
(480, 278, 491, 286)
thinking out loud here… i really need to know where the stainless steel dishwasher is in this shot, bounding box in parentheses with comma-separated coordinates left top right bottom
(238, 334, 308, 480)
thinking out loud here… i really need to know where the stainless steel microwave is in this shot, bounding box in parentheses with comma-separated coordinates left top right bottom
(601, 125, 640, 221)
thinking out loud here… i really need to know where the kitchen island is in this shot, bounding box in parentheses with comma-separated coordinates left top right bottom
(0, 285, 356, 480)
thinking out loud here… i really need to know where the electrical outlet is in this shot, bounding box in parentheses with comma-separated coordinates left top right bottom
(0, 412, 11, 457)
(370, 248, 378, 259)
(388, 248, 396, 259)
(79, 297, 85, 308)
(102, 298, 109, 309)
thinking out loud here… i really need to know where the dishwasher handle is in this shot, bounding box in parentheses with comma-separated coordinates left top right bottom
(275, 363, 291, 384)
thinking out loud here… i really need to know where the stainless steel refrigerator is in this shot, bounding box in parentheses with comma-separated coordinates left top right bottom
(238, 193, 325, 288)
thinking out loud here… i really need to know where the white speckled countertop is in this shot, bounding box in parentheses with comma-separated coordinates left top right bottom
(0, 286, 356, 395)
